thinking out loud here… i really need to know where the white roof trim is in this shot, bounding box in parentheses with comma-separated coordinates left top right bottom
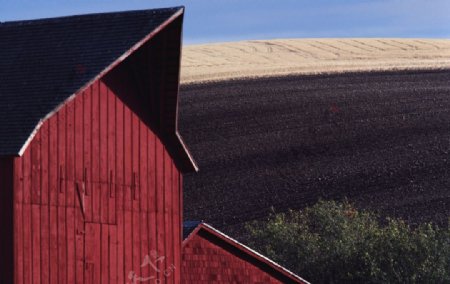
(201, 223, 310, 284)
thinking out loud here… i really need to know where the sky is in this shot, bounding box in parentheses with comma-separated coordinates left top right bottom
(1, 0, 449, 44)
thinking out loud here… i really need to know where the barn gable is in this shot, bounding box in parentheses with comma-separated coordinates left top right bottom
(0, 7, 196, 284)
(182, 222, 309, 284)
(0, 6, 196, 172)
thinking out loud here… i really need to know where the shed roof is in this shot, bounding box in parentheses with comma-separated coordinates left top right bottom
(0, 7, 197, 171)
(183, 222, 310, 284)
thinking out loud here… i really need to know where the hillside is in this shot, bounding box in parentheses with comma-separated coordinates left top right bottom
(181, 39, 450, 83)
(179, 39, 450, 236)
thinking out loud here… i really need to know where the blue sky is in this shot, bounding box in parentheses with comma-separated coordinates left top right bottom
(1, 0, 449, 44)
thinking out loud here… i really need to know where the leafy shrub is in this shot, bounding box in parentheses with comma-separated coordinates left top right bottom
(246, 200, 450, 283)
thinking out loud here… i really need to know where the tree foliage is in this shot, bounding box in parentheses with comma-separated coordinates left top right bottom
(246, 200, 450, 283)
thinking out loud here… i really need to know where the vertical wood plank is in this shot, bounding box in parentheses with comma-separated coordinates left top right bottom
(66, 101, 75, 207)
(49, 206, 58, 284)
(13, 158, 23, 205)
(67, 207, 76, 284)
(13, 158, 24, 284)
(164, 151, 173, 284)
(92, 81, 101, 223)
(84, 88, 93, 222)
(120, 92, 130, 284)
(115, 97, 125, 284)
(85, 223, 101, 284)
(107, 85, 117, 225)
(31, 204, 41, 284)
(139, 122, 148, 212)
(131, 113, 141, 279)
(101, 224, 109, 284)
(100, 82, 109, 224)
(115, 95, 124, 210)
(57, 206, 67, 283)
(75, 91, 85, 284)
(92, 81, 100, 183)
(66, 100, 77, 284)
(173, 166, 181, 283)
(124, 210, 133, 281)
(108, 184, 117, 224)
(140, 212, 149, 280)
(75, 208, 85, 284)
(100, 183, 109, 224)
(57, 108, 68, 284)
(132, 209, 141, 280)
(33, 206, 50, 283)
(155, 138, 165, 279)
(31, 132, 41, 204)
(116, 202, 124, 284)
(124, 184, 132, 213)
(148, 132, 157, 281)
(48, 115, 59, 283)
(22, 149, 32, 284)
(40, 122, 50, 284)
(47, 116, 59, 283)
(57, 109, 66, 207)
(139, 123, 149, 279)
(92, 182, 101, 223)
(74, 90, 84, 182)
(99, 81, 108, 181)
(109, 225, 118, 284)
(93, 223, 100, 284)
(132, 113, 140, 205)
(124, 106, 132, 187)
(23, 148, 31, 205)
(14, 202, 24, 284)
(23, 203, 32, 284)
(48, 117, 58, 207)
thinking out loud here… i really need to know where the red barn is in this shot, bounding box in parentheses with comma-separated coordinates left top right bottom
(182, 222, 309, 284)
(0, 7, 197, 284)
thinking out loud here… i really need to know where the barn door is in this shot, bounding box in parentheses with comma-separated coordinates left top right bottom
(84, 223, 117, 284)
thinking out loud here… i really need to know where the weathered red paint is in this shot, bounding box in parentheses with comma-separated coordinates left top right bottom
(9, 75, 183, 283)
(182, 224, 309, 284)
(0, 13, 188, 284)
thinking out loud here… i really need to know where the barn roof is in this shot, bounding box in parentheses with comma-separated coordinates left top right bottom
(183, 222, 310, 284)
(0, 7, 197, 172)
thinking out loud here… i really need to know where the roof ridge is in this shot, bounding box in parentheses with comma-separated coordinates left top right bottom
(0, 6, 184, 27)
(0, 5, 197, 173)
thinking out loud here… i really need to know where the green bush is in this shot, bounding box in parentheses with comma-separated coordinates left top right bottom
(246, 200, 450, 283)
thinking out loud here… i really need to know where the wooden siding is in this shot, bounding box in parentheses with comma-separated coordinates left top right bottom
(182, 229, 306, 284)
(12, 78, 182, 284)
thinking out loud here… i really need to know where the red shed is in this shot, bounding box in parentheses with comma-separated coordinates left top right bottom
(0, 7, 197, 284)
(182, 222, 309, 284)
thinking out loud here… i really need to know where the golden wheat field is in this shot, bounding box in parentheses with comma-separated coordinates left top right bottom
(181, 38, 450, 83)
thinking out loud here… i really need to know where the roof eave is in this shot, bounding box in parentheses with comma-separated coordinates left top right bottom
(17, 7, 198, 174)
(174, 132, 198, 173)
(183, 223, 310, 284)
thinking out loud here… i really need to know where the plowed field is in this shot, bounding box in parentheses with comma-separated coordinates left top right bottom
(180, 70, 450, 233)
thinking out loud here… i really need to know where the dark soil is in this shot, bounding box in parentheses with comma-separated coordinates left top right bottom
(179, 70, 450, 234)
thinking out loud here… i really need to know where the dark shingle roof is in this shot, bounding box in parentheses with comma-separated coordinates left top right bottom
(0, 7, 183, 156)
